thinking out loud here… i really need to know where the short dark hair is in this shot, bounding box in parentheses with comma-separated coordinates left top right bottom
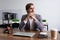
(26, 3, 34, 10)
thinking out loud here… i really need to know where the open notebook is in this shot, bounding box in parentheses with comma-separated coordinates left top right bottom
(13, 32, 35, 37)
(39, 32, 48, 38)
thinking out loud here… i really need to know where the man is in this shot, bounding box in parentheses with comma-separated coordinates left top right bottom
(19, 3, 44, 32)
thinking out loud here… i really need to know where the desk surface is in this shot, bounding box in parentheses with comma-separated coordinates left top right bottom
(0, 28, 60, 40)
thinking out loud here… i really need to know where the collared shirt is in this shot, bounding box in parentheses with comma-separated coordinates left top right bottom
(29, 18, 33, 30)
(24, 18, 34, 30)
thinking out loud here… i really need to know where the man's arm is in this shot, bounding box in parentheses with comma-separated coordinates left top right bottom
(19, 15, 27, 30)
(32, 15, 44, 31)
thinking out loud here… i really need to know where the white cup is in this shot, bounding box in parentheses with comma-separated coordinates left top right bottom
(50, 28, 58, 39)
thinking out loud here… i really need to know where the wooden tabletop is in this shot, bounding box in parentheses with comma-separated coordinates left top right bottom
(0, 28, 60, 40)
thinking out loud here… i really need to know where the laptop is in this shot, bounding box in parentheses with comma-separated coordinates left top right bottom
(13, 32, 35, 37)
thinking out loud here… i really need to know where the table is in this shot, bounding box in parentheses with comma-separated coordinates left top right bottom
(0, 28, 60, 40)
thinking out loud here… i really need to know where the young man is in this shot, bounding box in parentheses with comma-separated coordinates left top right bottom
(19, 3, 44, 32)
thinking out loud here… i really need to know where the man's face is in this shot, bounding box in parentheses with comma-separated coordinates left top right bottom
(27, 5, 34, 13)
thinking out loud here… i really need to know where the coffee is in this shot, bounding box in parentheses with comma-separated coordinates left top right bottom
(51, 28, 58, 39)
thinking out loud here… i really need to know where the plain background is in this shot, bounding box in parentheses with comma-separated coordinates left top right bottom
(0, 0, 60, 31)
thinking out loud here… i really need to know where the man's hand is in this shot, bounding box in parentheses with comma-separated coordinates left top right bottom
(24, 16, 29, 24)
(24, 13, 37, 22)
(28, 13, 37, 21)
(31, 16, 37, 21)
(28, 13, 34, 17)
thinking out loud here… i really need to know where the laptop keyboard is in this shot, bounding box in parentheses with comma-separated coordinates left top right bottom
(13, 32, 35, 37)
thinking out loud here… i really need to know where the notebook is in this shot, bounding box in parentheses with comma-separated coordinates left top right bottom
(13, 32, 35, 37)
(39, 32, 48, 38)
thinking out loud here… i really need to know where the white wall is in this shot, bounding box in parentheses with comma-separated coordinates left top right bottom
(0, 0, 60, 31)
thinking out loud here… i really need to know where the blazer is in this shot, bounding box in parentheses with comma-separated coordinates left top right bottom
(19, 14, 44, 31)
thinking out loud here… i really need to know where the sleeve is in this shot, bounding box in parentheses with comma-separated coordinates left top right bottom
(19, 15, 27, 30)
(34, 15, 44, 31)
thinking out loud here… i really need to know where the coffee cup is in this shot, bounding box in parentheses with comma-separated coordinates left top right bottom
(50, 28, 58, 39)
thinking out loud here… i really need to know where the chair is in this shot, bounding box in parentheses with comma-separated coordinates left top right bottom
(42, 19, 48, 31)
(12, 19, 19, 28)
